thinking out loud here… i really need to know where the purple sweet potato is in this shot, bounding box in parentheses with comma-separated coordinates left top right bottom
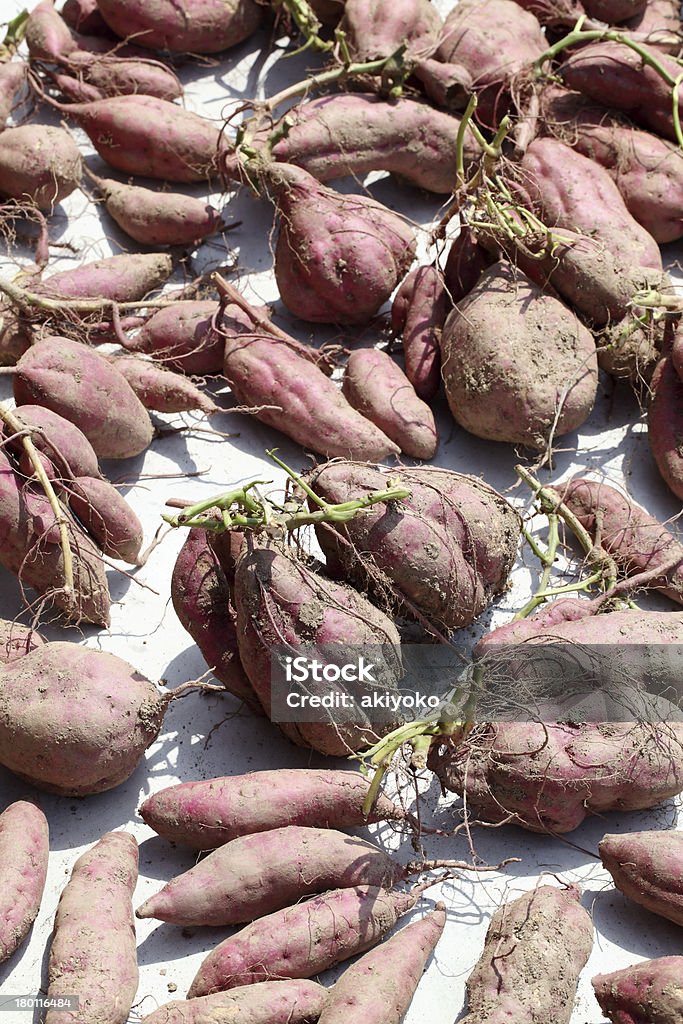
(441, 261, 598, 448)
(461, 886, 593, 1024)
(0, 62, 26, 131)
(60, 50, 183, 101)
(110, 354, 218, 415)
(593, 957, 683, 1023)
(25, 0, 76, 60)
(126, 300, 228, 374)
(223, 333, 400, 460)
(648, 353, 683, 501)
(46, 831, 138, 1024)
(0, 617, 45, 663)
(188, 885, 418, 996)
(0, 124, 81, 209)
(96, 0, 263, 53)
(87, 171, 221, 245)
(437, 0, 546, 126)
(233, 541, 403, 755)
(137, 825, 403, 926)
(139, 768, 404, 850)
(61, 0, 112, 36)
(552, 478, 683, 605)
(67, 475, 143, 562)
(7, 404, 101, 479)
(560, 40, 683, 142)
(519, 137, 663, 271)
(540, 85, 683, 243)
(391, 265, 447, 401)
(14, 336, 155, 459)
(264, 162, 415, 324)
(0, 642, 176, 794)
(258, 92, 480, 194)
(0, 448, 110, 626)
(142, 980, 328, 1024)
(600, 830, 683, 927)
(319, 907, 446, 1024)
(0, 801, 49, 964)
(37, 251, 172, 302)
(59, 95, 223, 181)
(342, 348, 438, 459)
(310, 461, 521, 631)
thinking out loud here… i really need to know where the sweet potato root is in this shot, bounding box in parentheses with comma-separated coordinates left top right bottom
(600, 830, 683, 927)
(139, 768, 403, 849)
(0, 801, 49, 964)
(142, 980, 328, 1024)
(391, 265, 446, 402)
(26, 0, 75, 60)
(37, 251, 172, 302)
(648, 353, 683, 500)
(66, 475, 143, 562)
(110, 354, 218, 415)
(593, 957, 683, 1023)
(126, 300, 228, 374)
(0, 124, 81, 209)
(7, 404, 101, 480)
(96, 0, 263, 53)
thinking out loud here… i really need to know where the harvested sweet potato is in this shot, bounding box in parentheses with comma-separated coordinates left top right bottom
(342, 348, 438, 459)
(391, 265, 446, 401)
(0, 801, 49, 964)
(0, 124, 81, 209)
(26, 0, 75, 60)
(441, 261, 598, 448)
(126, 300, 227, 374)
(59, 50, 182, 100)
(0, 62, 26, 130)
(443, 226, 494, 305)
(593, 957, 683, 1023)
(67, 475, 143, 562)
(648, 353, 683, 500)
(61, 0, 111, 36)
(600, 830, 683, 927)
(110, 354, 218, 415)
(37, 251, 172, 302)
(624, 0, 682, 52)
(96, 0, 263, 53)
(309, 461, 521, 631)
(7, 404, 101, 480)
(142, 980, 328, 1024)
(139, 768, 404, 849)
(461, 886, 593, 1024)
(0, 617, 45, 663)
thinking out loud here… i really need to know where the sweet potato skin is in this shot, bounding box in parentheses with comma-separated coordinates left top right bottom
(96, 0, 263, 53)
(461, 886, 593, 1024)
(310, 461, 521, 631)
(0, 801, 49, 964)
(38, 252, 172, 301)
(188, 886, 417, 997)
(342, 348, 438, 459)
(391, 265, 446, 401)
(46, 831, 138, 1024)
(61, 50, 183, 100)
(0, 642, 167, 795)
(141, 980, 328, 1024)
(8, 404, 101, 480)
(648, 354, 683, 500)
(93, 175, 222, 246)
(110, 354, 217, 414)
(67, 475, 143, 562)
(126, 300, 227, 374)
(136, 825, 403, 926)
(14, 336, 154, 459)
(0, 124, 81, 209)
(0, 62, 27, 131)
(0, 617, 45, 662)
(26, 0, 75, 60)
(441, 262, 598, 448)
(139, 768, 403, 849)
(593, 957, 683, 1023)
(599, 830, 683, 927)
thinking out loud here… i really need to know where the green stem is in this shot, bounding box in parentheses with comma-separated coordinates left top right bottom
(455, 93, 477, 188)
(514, 514, 559, 620)
(278, 0, 332, 53)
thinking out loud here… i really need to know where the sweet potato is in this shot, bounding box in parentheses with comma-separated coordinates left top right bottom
(188, 885, 418, 996)
(437, 0, 546, 126)
(137, 825, 403, 926)
(342, 348, 438, 459)
(310, 0, 345, 23)
(560, 40, 683, 142)
(14, 336, 155, 459)
(142, 980, 328, 1024)
(510, 0, 586, 30)
(257, 93, 480, 194)
(441, 261, 598, 448)
(126, 300, 227, 374)
(648, 354, 683, 501)
(309, 461, 521, 631)
(110, 354, 218, 415)
(319, 907, 446, 1024)
(60, 50, 183, 101)
(0, 801, 49, 964)
(233, 541, 404, 754)
(66, 475, 143, 562)
(0, 448, 110, 625)
(583, 0, 647, 20)
(37, 251, 172, 302)
(0, 306, 32, 365)
(87, 171, 221, 245)
(170, 527, 257, 707)
(0, 61, 26, 130)
(61, 0, 112, 36)
(0, 617, 45, 662)
(7, 404, 101, 479)
(0, 641, 177, 794)
(595, 316, 660, 385)
(443, 226, 494, 305)
(593, 957, 683, 1023)
(59, 95, 223, 181)
(552, 478, 683, 605)
(461, 886, 593, 1024)
(139, 768, 403, 849)
(391, 265, 446, 401)
(264, 162, 415, 324)
(26, 0, 76, 60)
(96, 0, 263, 53)
(223, 333, 400, 460)
(0, 124, 81, 209)
(46, 831, 138, 1024)
(600, 830, 683, 927)
(623, 0, 682, 52)
(540, 85, 683, 243)
(519, 137, 663, 271)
